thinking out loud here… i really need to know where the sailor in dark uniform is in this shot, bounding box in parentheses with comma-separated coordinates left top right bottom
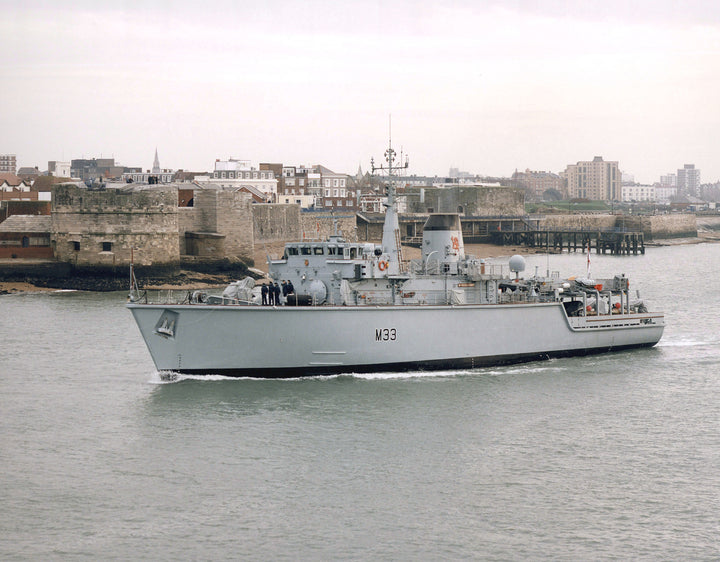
(261, 283, 268, 305)
(274, 283, 282, 305)
(267, 283, 274, 306)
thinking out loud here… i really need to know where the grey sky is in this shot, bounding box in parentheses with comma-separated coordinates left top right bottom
(2, 0, 719, 183)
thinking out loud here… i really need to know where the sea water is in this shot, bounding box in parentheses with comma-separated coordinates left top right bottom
(1, 244, 719, 560)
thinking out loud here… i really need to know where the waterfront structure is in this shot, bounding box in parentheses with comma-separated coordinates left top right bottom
(51, 183, 179, 268)
(677, 164, 700, 197)
(565, 157, 620, 201)
(0, 154, 17, 174)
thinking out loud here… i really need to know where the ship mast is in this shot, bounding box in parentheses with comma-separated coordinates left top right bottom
(371, 117, 408, 275)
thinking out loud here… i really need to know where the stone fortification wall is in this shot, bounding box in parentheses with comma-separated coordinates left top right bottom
(253, 204, 301, 242)
(177, 207, 196, 255)
(406, 186, 525, 216)
(181, 188, 254, 260)
(624, 214, 697, 240)
(216, 191, 254, 259)
(299, 213, 357, 242)
(538, 213, 697, 239)
(539, 214, 617, 230)
(51, 184, 179, 267)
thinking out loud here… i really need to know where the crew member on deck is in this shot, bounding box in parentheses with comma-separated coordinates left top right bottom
(261, 283, 268, 305)
(274, 283, 282, 305)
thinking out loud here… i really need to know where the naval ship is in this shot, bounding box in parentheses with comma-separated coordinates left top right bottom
(127, 145, 664, 378)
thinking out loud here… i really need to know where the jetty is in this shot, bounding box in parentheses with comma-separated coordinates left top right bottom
(398, 215, 645, 255)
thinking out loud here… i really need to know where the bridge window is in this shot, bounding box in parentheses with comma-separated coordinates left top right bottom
(300, 246, 311, 255)
(287, 247, 298, 256)
(313, 247, 324, 255)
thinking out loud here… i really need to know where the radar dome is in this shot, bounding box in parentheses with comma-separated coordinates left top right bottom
(509, 255, 526, 273)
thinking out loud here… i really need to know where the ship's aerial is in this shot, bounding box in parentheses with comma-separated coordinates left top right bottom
(127, 140, 664, 378)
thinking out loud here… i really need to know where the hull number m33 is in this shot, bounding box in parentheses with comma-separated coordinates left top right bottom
(376, 328, 397, 342)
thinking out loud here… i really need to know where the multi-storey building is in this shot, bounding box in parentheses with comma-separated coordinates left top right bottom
(565, 156, 620, 201)
(198, 158, 277, 201)
(316, 165, 356, 211)
(621, 184, 656, 202)
(0, 154, 17, 174)
(660, 173, 677, 187)
(677, 164, 700, 197)
(71, 158, 124, 181)
(512, 169, 565, 199)
(655, 185, 678, 204)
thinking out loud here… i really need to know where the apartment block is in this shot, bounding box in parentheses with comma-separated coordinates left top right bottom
(565, 156, 620, 201)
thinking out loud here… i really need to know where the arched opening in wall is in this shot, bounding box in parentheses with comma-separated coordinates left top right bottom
(457, 206, 464, 214)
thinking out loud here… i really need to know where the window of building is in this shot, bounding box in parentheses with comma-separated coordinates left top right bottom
(340, 179, 345, 187)
(102, 242, 112, 252)
(71, 241, 80, 251)
(22, 236, 29, 248)
(333, 189, 338, 197)
(333, 179, 338, 187)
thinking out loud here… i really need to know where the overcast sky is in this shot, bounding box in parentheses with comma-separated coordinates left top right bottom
(2, 0, 719, 183)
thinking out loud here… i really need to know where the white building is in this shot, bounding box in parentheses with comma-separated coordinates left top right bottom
(655, 185, 678, 205)
(204, 158, 278, 200)
(48, 161, 71, 177)
(621, 184, 656, 202)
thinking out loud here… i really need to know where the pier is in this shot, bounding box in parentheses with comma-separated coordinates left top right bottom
(491, 228, 645, 255)
(393, 215, 645, 255)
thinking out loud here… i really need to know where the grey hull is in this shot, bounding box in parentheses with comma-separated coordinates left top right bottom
(127, 303, 664, 378)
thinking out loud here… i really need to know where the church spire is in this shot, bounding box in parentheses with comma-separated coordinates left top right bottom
(152, 148, 161, 174)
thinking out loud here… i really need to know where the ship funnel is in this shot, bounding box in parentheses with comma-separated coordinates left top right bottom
(422, 214, 465, 273)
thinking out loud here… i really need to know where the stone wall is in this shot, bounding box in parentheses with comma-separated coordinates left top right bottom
(539, 213, 697, 239)
(51, 184, 179, 267)
(253, 204, 301, 242)
(216, 191, 254, 259)
(624, 214, 697, 240)
(406, 186, 525, 216)
(299, 212, 357, 242)
(539, 214, 617, 230)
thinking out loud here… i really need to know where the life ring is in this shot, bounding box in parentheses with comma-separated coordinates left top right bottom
(378, 260, 388, 271)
